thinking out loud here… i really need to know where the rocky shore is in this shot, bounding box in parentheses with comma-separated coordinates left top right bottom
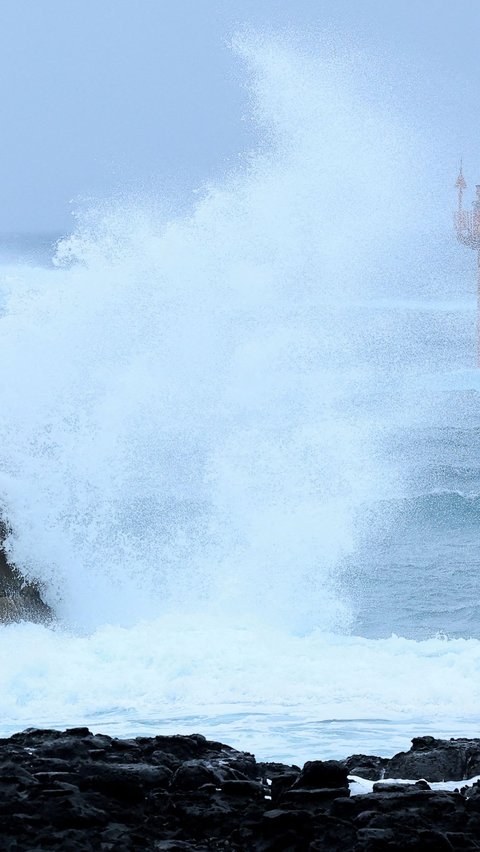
(1, 729, 480, 850)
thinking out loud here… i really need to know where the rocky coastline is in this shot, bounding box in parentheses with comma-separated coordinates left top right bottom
(1, 729, 480, 850)
(0, 529, 479, 848)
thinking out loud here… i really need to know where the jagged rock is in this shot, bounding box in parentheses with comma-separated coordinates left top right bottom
(0, 520, 52, 624)
(171, 760, 223, 791)
(387, 736, 480, 782)
(293, 759, 349, 789)
(343, 752, 389, 780)
(345, 736, 480, 783)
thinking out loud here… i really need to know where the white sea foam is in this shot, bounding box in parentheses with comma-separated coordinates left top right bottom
(349, 776, 480, 796)
(1, 618, 480, 762)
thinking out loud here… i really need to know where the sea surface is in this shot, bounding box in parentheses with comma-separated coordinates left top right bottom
(0, 38, 479, 766)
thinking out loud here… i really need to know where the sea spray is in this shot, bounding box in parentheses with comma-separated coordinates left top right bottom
(0, 36, 412, 631)
(1, 33, 476, 761)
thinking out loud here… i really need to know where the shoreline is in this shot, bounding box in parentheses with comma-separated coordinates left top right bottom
(1, 728, 479, 850)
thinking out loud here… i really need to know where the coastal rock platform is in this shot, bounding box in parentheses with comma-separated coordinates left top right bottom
(1, 729, 480, 850)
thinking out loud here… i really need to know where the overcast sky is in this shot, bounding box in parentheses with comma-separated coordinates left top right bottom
(0, 0, 479, 233)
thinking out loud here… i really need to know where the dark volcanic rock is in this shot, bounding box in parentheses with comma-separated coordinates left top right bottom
(0, 520, 52, 624)
(345, 736, 480, 783)
(293, 759, 349, 789)
(343, 752, 389, 780)
(387, 736, 480, 782)
(171, 760, 223, 790)
(0, 728, 480, 850)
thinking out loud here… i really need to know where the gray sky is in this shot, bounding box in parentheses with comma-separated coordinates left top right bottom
(0, 0, 479, 233)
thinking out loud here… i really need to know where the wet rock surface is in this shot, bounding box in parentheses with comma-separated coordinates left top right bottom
(343, 735, 480, 783)
(0, 731, 480, 849)
(0, 521, 52, 624)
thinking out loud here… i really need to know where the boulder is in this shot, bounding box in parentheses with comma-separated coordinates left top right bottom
(293, 759, 349, 789)
(345, 736, 480, 783)
(386, 736, 480, 782)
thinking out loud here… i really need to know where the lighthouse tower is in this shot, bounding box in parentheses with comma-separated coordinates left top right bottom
(454, 164, 480, 366)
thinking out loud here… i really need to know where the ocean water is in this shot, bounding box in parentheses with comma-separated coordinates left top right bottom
(0, 35, 479, 765)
